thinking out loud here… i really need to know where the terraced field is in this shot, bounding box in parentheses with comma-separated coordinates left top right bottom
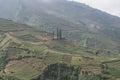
(0, 19, 120, 80)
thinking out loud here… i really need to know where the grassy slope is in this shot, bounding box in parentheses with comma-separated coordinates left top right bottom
(0, 19, 120, 79)
(0, 0, 120, 50)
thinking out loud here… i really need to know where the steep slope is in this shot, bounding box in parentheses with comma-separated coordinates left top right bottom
(0, 18, 51, 79)
(0, 0, 120, 49)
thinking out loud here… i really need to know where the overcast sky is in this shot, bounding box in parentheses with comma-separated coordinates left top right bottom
(73, 0, 120, 17)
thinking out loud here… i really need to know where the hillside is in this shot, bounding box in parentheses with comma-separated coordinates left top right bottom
(0, 18, 120, 80)
(0, 0, 120, 49)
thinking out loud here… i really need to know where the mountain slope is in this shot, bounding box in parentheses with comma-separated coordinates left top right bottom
(0, 18, 120, 79)
(0, 0, 120, 49)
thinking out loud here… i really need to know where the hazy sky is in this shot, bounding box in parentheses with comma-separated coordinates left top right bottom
(73, 0, 120, 17)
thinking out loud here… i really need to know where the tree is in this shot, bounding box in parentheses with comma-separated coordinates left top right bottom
(56, 28, 63, 40)
(52, 31, 55, 40)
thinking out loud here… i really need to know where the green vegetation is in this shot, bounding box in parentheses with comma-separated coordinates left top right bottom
(0, 0, 120, 50)
(17, 34, 40, 42)
(0, 18, 119, 80)
(0, 51, 7, 70)
(50, 40, 78, 54)
(33, 63, 106, 80)
(71, 56, 82, 65)
(23, 42, 48, 56)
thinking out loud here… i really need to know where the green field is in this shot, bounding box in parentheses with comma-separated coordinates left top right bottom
(0, 18, 120, 80)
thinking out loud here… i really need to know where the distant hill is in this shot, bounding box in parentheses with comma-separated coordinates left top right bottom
(0, 0, 120, 49)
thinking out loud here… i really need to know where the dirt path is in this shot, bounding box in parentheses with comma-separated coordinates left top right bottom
(6, 33, 21, 44)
